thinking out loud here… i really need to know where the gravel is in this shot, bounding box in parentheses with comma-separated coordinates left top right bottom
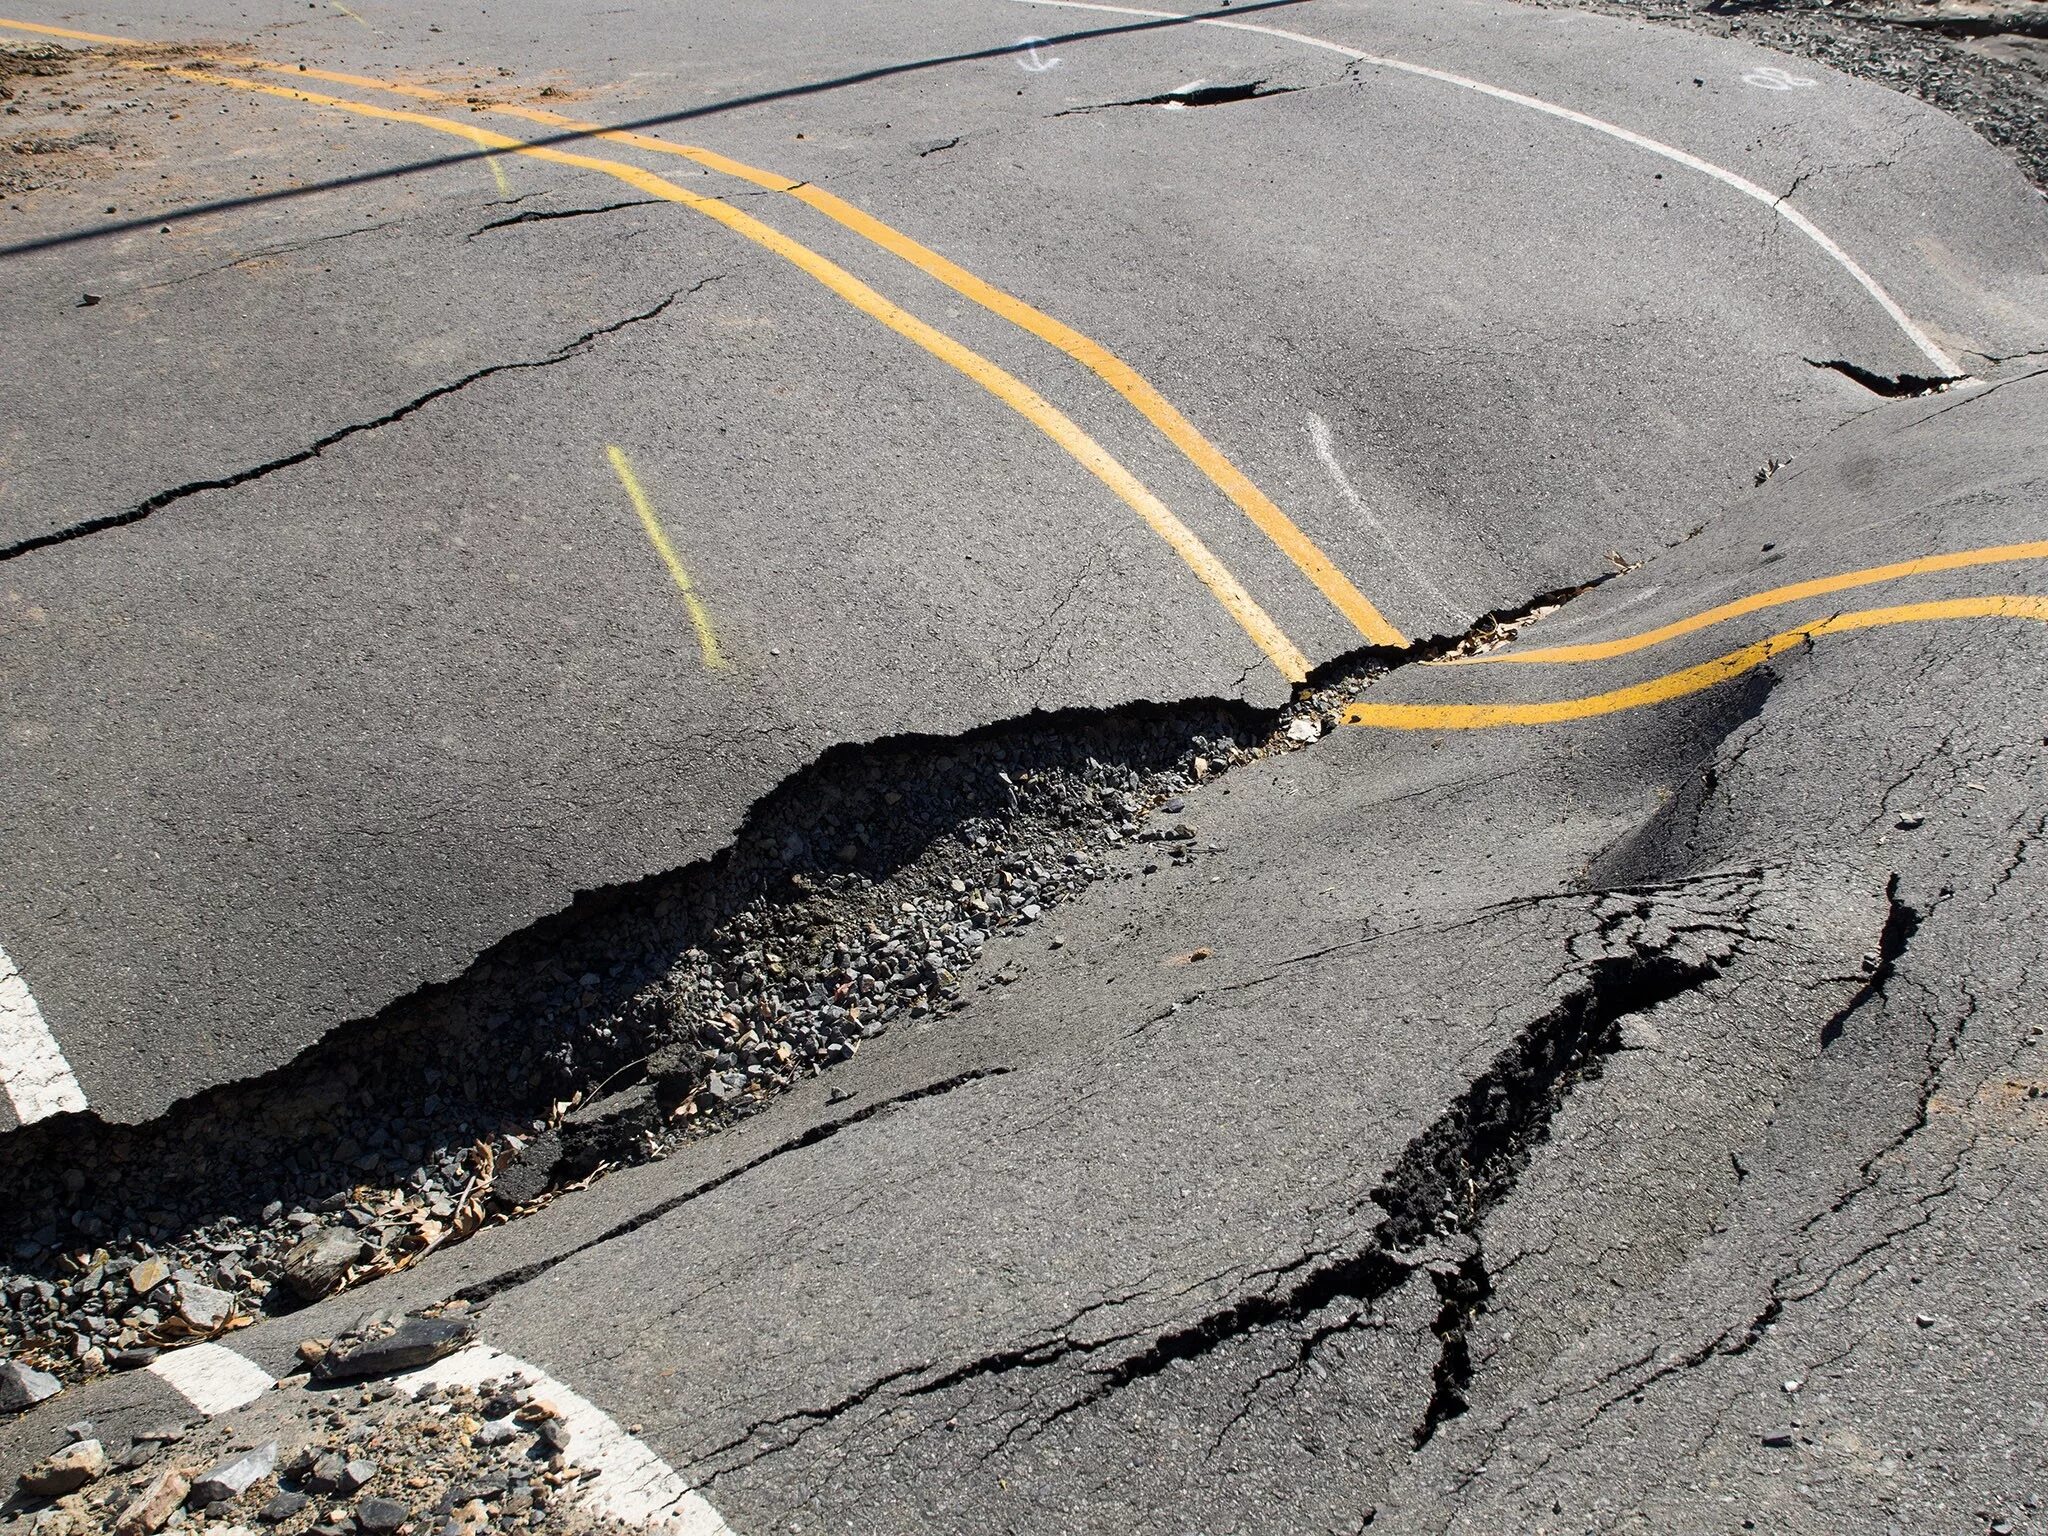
(4, 1352, 648, 1535)
(0, 600, 1567, 1402)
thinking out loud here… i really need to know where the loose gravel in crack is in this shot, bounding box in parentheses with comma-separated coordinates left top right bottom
(0, 591, 1584, 1408)
(1528, 0, 2048, 193)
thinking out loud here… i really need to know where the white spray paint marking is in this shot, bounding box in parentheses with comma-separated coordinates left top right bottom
(1009, 0, 1964, 377)
(1017, 36, 1064, 72)
(149, 1342, 276, 1416)
(1307, 413, 1459, 618)
(0, 943, 86, 1124)
(399, 1344, 734, 1536)
(1743, 65, 1817, 91)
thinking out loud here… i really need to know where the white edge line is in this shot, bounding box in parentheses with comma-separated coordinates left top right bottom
(1011, 0, 1966, 378)
(398, 1343, 735, 1536)
(147, 1342, 277, 1416)
(0, 943, 87, 1125)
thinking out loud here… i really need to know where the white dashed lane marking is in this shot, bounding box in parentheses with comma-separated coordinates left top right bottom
(1015, 0, 1967, 378)
(149, 1341, 277, 1415)
(0, 942, 86, 1125)
(131, 1337, 738, 1532)
(396, 1344, 736, 1535)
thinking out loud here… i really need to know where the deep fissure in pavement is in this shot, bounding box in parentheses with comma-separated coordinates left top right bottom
(0, 584, 1592, 1386)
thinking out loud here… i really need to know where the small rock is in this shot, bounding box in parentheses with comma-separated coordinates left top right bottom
(61, 1421, 95, 1443)
(1284, 715, 1321, 743)
(282, 1229, 367, 1302)
(1895, 811, 1925, 830)
(537, 1416, 572, 1452)
(0, 1360, 64, 1411)
(114, 1468, 189, 1534)
(338, 1459, 378, 1494)
(257, 1490, 309, 1523)
(20, 1440, 107, 1497)
(473, 1421, 520, 1447)
(128, 1258, 170, 1295)
(188, 1441, 277, 1503)
(1760, 1430, 1796, 1448)
(312, 1315, 473, 1382)
(172, 1280, 234, 1331)
(355, 1496, 408, 1532)
(1915, 1312, 1937, 1328)
(302, 1453, 350, 1494)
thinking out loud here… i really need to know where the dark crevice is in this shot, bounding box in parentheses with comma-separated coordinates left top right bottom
(1415, 1248, 1493, 1447)
(0, 283, 706, 563)
(0, 572, 1609, 1384)
(1009, 890, 1747, 1440)
(1816, 872, 1925, 1047)
(450, 1067, 1009, 1309)
(1806, 357, 1966, 399)
(1056, 80, 1301, 115)
(468, 198, 659, 235)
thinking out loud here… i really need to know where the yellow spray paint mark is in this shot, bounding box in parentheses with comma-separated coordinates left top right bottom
(1344, 595, 2048, 730)
(606, 445, 728, 670)
(329, 1, 375, 31)
(87, 58, 1310, 682)
(483, 153, 510, 195)
(1455, 540, 2048, 666)
(198, 51, 1403, 648)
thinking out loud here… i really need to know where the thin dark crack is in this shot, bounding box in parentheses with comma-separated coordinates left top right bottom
(453, 1066, 1009, 1309)
(0, 281, 712, 563)
(469, 197, 658, 235)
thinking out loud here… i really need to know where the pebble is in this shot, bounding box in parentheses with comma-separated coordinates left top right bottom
(258, 1489, 309, 1523)
(127, 1257, 169, 1294)
(0, 1358, 63, 1410)
(172, 1278, 234, 1330)
(19, 1438, 107, 1496)
(188, 1440, 277, 1503)
(355, 1495, 409, 1532)
(283, 1228, 368, 1302)
(114, 1467, 188, 1535)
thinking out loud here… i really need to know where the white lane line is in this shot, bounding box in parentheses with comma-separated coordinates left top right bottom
(1011, 0, 1966, 378)
(149, 1341, 277, 1415)
(398, 1343, 735, 1536)
(0, 943, 87, 1124)
(1306, 412, 1459, 618)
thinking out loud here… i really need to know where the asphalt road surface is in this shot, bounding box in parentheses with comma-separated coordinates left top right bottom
(2, 1, 2045, 1533)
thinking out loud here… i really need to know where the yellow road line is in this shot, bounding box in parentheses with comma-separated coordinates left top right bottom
(606, 445, 728, 669)
(1344, 595, 2048, 730)
(225, 54, 1407, 648)
(0, 16, 122, 41)
(75, 51, 1310, 682)
(1456, 540, 2048, 666)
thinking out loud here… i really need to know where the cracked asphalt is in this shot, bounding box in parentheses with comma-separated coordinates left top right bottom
(2, 0, 2047, 1532)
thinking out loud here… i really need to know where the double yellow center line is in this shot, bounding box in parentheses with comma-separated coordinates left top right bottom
(3, 17, 1411, 682)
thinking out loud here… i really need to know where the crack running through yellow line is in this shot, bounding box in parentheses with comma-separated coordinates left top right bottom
(1344, 595, 2048, 729)
(1450, 540, 2048, 666)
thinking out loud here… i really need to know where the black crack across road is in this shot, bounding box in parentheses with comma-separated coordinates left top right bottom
(2, 1, 2046, 1532)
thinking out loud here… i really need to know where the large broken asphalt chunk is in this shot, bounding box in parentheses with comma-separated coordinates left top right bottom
(310, 1314, 474, 1382)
